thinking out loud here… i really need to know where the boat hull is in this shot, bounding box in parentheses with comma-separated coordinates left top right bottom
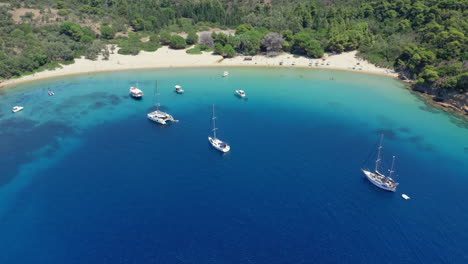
(129, 87, 144, 99)
(12, 106, 24, 113)
(235, 90, 246, 98)
(362, 169, 397, 192)
(147, 110, 175, 125)
(208, 137, 230, 152)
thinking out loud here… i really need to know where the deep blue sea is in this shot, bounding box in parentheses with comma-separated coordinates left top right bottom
(0, 68, 467, 263)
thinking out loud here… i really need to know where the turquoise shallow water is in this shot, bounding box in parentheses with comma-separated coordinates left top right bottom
(0, 68, 467, 263)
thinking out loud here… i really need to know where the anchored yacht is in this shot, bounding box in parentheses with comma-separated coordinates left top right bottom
(223, 71, 229, 77)
(130, 83, 144, 99)
(361, 134, 399, 192)
(208, 104, 230, 153)
(235, 90, 246, 98)
(175, 85, 184, 94)
(147, 81, 177, 125)
(12, 106, 24, 113)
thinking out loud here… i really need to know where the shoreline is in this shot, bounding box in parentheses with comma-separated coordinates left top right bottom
(0, 46, 398, 89)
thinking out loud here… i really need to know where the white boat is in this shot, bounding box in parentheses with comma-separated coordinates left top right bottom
(48, 90, 54, 96)
(402, 194, 410, 200)
(208, 104, 230, 153)
(361, 134, 399, 192)
(235, 90, 246, 98)
(12, 106, 24, 113)
(147, 110, 176, 125)
(223, 71, 229, 77)
(175, 85, 184, 94)
(130, 83, 144, 98)
(147, 81, 177, 125)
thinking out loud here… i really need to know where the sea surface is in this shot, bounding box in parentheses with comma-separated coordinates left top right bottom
(0, 68, 467, 263)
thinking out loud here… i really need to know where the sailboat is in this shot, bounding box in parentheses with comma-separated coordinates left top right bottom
(147, 81, 177, 125)
(361, 134, 399, 192)
(208, 104, 230, 153)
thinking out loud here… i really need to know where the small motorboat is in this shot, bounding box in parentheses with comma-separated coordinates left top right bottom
(48, 90, 54, 96)
(235, 90, 246, 98)
(175, 85, 184, 94)
(223, 71, 229, 77)
(12, 106, 24, 113)
(402, 194, 410, 200)
(129, 85, 144, 99)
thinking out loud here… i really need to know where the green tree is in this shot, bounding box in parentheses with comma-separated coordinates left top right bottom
(214, 43, 224, 55)
(169, 35, 186, 49)
(186, 31, 199, 45)
(100, 25, 115, 40)
(292, 33, 324, 57)
(224, 44, 236, 57)
(60, 22, 84, 41)
(160, 32, 171, 45)
(150, 34, 160, 43)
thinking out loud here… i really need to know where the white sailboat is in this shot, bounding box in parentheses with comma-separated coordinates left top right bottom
(361, 134, 399, 192)
(208, 104, 230, 153)
(147, 81, 177, 125)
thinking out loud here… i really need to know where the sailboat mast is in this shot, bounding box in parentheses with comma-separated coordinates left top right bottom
(212, 104, 217, 139)
(375, 134, 384, 172)
(155, 81, 160, 111)
(389, 156, 396, 178)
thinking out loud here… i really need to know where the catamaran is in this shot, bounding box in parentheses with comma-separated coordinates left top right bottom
(147, 81, 177, 125)
(130, 82, 144, 99)
(361, 134, 399, 192)
(208, 104, 230, 153)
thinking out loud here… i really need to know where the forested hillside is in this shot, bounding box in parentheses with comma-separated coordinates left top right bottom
(0, 0, 466, 111)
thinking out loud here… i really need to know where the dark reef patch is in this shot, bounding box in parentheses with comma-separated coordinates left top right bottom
(375, 128, 398, 140)
(408, 135, 424, 143)
(0, 118, 74, 186)
(419, 105, 441, 113)
(107, 94, 122, 105)
(376, 115, 395, 127)
(449, 117, 468, 129)
(89, 101, 107, 110)
(399, 127, 411, 133)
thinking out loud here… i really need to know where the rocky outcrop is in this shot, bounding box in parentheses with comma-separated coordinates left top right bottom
(409, 80, 467, 115)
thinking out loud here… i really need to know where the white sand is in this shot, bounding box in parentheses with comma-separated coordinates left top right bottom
(0, 46, 398, 88)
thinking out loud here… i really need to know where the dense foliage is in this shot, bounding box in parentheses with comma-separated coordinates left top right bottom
(0, 0, 466, 104)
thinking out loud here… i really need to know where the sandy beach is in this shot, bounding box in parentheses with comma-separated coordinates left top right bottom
(0, 46, 398, 88)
